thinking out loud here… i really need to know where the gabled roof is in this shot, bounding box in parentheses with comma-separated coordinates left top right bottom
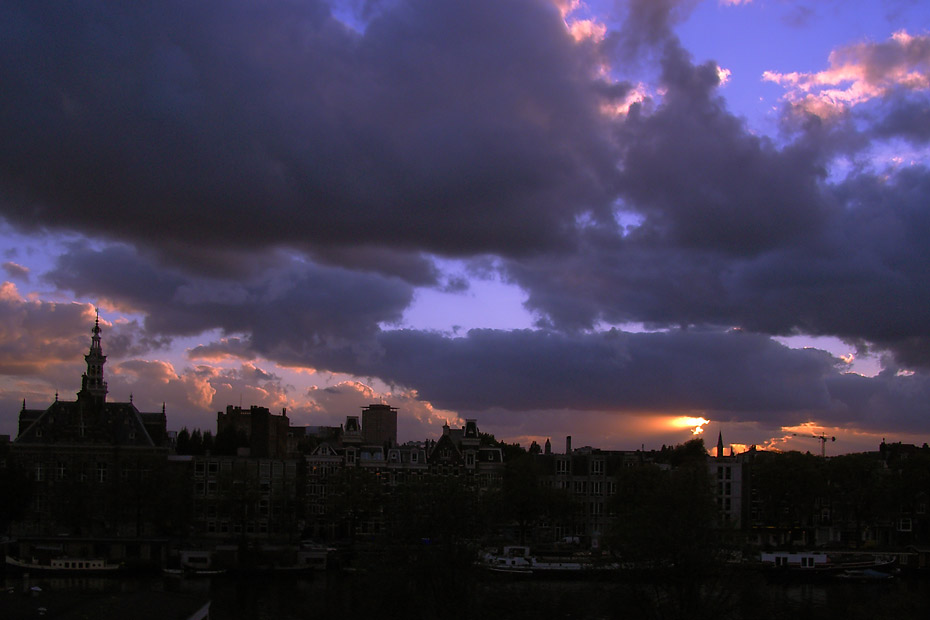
(15, 399, 159, 447)
(310, 442, 339, 457)
(428, 433, 463, 464)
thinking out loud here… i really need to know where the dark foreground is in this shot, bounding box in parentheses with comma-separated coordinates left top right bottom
(2, 567, 928, 620)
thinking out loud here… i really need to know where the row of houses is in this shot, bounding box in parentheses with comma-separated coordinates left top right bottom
(2, 318, 927, 568)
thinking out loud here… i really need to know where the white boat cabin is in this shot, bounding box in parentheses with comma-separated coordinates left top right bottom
(760, 551, 828, 569)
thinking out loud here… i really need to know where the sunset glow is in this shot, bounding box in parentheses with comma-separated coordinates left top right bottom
(670, 417, 711, 436)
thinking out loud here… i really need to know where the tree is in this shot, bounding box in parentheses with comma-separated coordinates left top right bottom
(0, 450, 33, 535)
(750, 450, 826, 537)
(176, 427, 191, 454)
(488, 453, 578, 545)
(607, 454, 735, 619)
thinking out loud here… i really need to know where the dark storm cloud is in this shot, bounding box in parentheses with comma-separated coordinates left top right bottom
(343, 326, 930, 435)
(618, 42, 829, 255)
(352, 327, 838, 418)
(873, 92, 930, 144)
(44, 242, 414, 351)
(509, 163, 930, 358)
(611, 0, 700, 58)
(0, 0, 619, 276)
(825, 367, 930, 435)
(499, 38, 930, 370)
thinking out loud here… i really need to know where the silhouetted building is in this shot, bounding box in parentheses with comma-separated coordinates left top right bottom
(217, 405, 289, 458)
(361, 403, 397, 448)
(10, 315, 171, 565)
(708, 432, 750, 529)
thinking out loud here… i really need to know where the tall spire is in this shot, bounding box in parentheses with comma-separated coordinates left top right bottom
(78, 310, 108, 406)
(717, 430, 724, 459)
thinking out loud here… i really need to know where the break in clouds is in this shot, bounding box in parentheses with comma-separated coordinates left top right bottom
(2, 0, 930, 444)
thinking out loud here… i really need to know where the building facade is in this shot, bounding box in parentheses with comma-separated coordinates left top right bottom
(11, 316, 172, 565)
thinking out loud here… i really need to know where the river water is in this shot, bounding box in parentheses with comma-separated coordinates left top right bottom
(2, 569, 927, 619)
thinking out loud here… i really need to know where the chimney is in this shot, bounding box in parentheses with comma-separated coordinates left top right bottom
(566, 435, 572, 454)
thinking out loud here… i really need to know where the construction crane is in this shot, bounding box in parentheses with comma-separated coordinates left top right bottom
(793, 432, 836, 457)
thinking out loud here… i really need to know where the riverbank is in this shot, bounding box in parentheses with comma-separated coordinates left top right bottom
(3, 566, 928, 620)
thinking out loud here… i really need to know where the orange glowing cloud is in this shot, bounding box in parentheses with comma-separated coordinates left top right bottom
(600, 84, 649, 117)
(670, 416, 711, 435)
(764, 30, 930, 119)
(568, 19, 606, 43)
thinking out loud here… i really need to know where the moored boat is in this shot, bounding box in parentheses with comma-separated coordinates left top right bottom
(5, 554, 122, 573)
(479, 546, 618, 578)
(759, 551, 896, 580)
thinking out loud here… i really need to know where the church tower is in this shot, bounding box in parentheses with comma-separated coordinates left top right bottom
(77, 311, 108, 408)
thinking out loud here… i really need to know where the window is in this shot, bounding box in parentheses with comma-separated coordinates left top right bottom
(96, 462, 108, 483)
(411, 452, 419, 464)
(591, 502, 603, 516)
(466, 452, 475, 467)
(34, 462, 44, 482)
(899, 518, 913, 532)
(591, 482, 602, 496)
(56, 461, 67, 480)
(591, 460, 604, 475)
(556, 459, 568, 475)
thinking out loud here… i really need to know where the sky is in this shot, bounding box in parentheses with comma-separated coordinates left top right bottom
(2, 0, 930, 456)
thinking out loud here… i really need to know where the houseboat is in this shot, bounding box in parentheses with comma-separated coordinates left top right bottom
(5, 554, 122, 573)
